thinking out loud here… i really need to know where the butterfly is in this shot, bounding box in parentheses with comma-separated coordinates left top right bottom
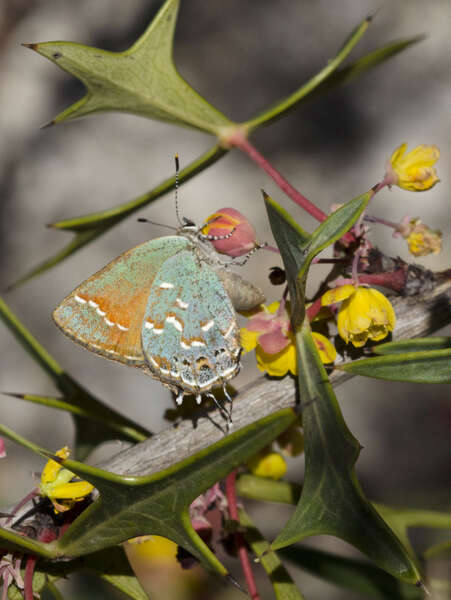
(52, 217, 264, 418)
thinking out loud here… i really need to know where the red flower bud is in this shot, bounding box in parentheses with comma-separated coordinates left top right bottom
(203, 208, 258, 257)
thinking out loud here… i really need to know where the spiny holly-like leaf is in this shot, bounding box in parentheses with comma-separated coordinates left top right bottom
(271, 321, 422, 586)
(263, 190, 371, 327)
(24, 0, 232, 134)
(0, 408, 296, 576)
(280, 545, 423, 600)
(0, 296, 149, 459)
(338, 349, 451, 383)
(239, 509, 306, 600)
(372, 337, 451, 355)
(10, 144, 227, 289)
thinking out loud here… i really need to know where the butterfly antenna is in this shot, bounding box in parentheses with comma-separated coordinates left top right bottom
(137, 217, 177, 232)
(174, 154, 183, 226)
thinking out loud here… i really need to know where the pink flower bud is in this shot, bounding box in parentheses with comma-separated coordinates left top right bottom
(203, 208, 258, 257)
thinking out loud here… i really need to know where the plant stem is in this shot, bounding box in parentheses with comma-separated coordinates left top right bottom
(225, 470, 260, 600)
(230, 134, 327, 222)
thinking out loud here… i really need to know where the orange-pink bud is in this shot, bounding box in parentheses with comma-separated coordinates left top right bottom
(203, 207, 258, 257)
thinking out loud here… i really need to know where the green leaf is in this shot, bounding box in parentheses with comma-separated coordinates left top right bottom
(236, 473, 301, 505)
(263, 192, 311, 326)
(7, 548, 147, 600)
(280, 545, 423, 599)
(271, 321, 421, 586)
(245, 17, 423, 131)
(263, 190, 371, 326)
(0, 408, 296, 577)
(85, 547, 149, 600)
(239, 509, 306, 600)
(0, 296, 150, 459)
(373, 337, 451, 355)
(297, 191, 371, 281)
(337, 349, 451, 383)
(24, 0, 232, 134)
(308, 36, 424, 104)
(424, 540, 451, 560)
(10, 144, 227, 289)
(245, 16, 372, 131)
(375, 505, 451, 559)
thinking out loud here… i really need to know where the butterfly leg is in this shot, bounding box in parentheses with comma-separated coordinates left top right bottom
(205, 392, 231, 429)
(175, 390, 185, 406)
(229, 242, 267, 266)
(222, 383, 234, 432)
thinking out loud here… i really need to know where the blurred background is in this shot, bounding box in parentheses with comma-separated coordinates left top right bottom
(0, 1, 450, 598)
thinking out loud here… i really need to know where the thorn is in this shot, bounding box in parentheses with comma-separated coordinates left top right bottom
(40, 119, 56, 130)
(416, 580, 430, 596)
(366, 7, 381, 22)
(225, 573, 247, 595)
(2, 391, 26, 399)
(21, 42, 39, 51)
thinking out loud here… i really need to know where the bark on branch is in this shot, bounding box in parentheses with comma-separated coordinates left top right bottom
(100, 279, 451, 477)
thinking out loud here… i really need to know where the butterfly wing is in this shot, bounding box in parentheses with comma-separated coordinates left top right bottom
(141, 249, 241, 395)
(53, 236, 190, 368)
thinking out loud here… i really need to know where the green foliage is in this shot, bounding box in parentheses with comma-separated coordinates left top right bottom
(0, 296, 149, 459)
(270, 322, 420, 584)
(373, 337, 451, 354)
(2, 2, 447, 599)
(13, 1, 421, 287)
(239, 509, 306, 600)
(26, 0, 231, 133)
(263, 190, 371, 326)
(338, 347, 451, 383)
(280, 545, 423, 600)
(0, 408, 295, 575)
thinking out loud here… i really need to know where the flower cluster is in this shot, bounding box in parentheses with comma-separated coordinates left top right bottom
(240, 300, 336, 376)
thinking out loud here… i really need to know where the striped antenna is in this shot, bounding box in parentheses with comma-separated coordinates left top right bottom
(174, 154, 183, 226)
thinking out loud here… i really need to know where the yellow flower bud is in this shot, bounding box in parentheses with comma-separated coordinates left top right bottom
(387, 143, 440, 191)
(247, 450, 287, 480)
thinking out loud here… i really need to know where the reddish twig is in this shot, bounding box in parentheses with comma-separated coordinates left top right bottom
(227, 133, 327, 223)
(23, 556, 36, 600)
(225, 470, 260, 600)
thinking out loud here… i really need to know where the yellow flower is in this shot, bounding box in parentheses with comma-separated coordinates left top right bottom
(126, 535, 178, 563)
(246, 449, 287, 480)
(39, 446, 94, 513)
(387, 143, 440, 191)
(322, 285, 396, 348)
(241, 301, 337, 376)
(396, 217, 442, 257)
